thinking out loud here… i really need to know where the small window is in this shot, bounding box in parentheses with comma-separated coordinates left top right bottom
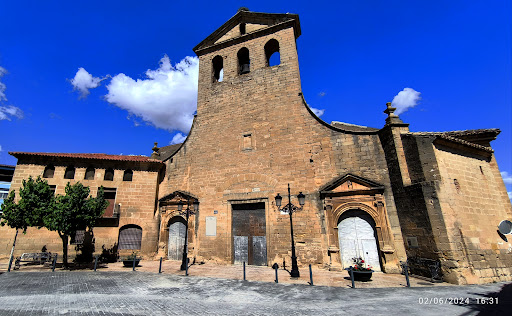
(237, 47, 250, 75)
(103, 188, 117, 217)
(240, 23, 246, 35)
(84, 167, 95, 180)
(243, 133, 252, 150)
(212, 55, 224, 82)
(64, 166, 75, 179)
(0, 189, 8, 200)
(43, 165, 55, 178)
(104, 168, 114, 181)
(123, 169, 133, 181)
(264, 39, 280, 67)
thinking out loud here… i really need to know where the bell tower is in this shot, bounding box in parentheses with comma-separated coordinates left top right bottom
(192, 8, 302, 116)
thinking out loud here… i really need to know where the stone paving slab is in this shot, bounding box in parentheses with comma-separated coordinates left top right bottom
(1, 258, 452, 289)
(0, 271, 510, 315)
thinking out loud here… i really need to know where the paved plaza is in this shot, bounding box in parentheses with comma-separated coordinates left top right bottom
(0, 269, 510, 315)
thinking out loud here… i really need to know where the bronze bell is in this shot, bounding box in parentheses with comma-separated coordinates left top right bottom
(240, 63, 250, 74)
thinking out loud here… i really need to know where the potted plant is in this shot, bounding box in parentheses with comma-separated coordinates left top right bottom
(123, 252, 141, 267)
(349, 257, 374, 281)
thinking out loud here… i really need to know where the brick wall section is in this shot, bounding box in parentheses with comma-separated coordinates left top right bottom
(161, 25, 406, 270)
(0, 156, 162, 260)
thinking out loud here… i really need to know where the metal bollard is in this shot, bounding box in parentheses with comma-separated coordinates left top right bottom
(159, 257, 163, 273)
(309, 264, 313, 286)
(94, 255, 98, 272)
(7, 256, 14, 272)
(185, 260, 189, 276)
(132, 257, 136, 271)
(243, 261, 246, 281)
(52, 255, 57, 272)
(404, 263, 411, 288)
(274, 266, 278, 283)
(349, 268, 355, 288)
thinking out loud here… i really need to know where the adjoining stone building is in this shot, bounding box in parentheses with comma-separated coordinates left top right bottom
(1, 9, 511, 284)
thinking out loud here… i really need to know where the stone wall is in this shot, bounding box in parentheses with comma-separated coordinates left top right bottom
(161, 24, 406, 270)
(0, 156, 162, 260)
(433, 143, 512, 284)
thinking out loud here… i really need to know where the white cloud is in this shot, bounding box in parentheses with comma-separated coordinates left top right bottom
(501, 171, 512, 184)
(0, 66, 7, 101)
(104, 55, 198, 133)
(392, 87, 421, 115)
(0, 66, 24, 121)
(310, 107, 325, 117)
(0, 105, 24, 120)
(70, 67, 104, 98)
(0, 145, 2, 152)
(508, 192, 512, 200)
(170, 133, 187, 145)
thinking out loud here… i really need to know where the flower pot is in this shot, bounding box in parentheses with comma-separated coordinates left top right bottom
(123, 259, 140, 267)
(351, 270, 373, 281)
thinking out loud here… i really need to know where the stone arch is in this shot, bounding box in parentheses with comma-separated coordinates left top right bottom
(237, 47, 250, 74)
(333, 202, 382, 227)
(221, 173, 279, 192)
(166, 216, 187, 260)
(212, 55, 223, 82)
(264, 38, 280, 66)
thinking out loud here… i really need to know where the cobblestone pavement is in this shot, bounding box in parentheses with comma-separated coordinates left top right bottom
(0, 272, 510, 315)
(0, 259, 454, 289)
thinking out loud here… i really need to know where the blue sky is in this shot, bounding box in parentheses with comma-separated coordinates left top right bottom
(0, 1, 511, 197)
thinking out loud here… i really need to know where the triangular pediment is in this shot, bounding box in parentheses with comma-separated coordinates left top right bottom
(320, 174, 384, 194)
(193, 10, 300, 55)
(159, 190, 198, 204)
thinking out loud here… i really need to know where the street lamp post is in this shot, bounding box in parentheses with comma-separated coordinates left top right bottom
(177, 198, 199, 271)
(275, 184, 305, 278)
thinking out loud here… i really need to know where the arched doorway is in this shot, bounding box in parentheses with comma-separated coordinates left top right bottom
(338, 210, 381, 271)
(168, 217, 186, 260)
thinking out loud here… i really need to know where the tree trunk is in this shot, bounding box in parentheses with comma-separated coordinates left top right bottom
(60, 233, 69, 268)
(7, 229, 19, 272)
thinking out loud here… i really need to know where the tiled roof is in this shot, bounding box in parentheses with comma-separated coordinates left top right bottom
(9, 152, 164, 163)
(405, 129, 497, 153)
(156, 143, 182, 161)
(407, 128, 500, 137)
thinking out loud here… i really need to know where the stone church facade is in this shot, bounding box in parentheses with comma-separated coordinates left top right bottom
(1, 9, 511, 284)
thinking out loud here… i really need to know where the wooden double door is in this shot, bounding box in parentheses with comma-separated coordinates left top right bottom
(168, 220, 186, 260)
(232, 202, 267, 266)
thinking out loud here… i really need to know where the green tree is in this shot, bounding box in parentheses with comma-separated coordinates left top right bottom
(0, 176, 55, 271)
(43, 182, 108, 268)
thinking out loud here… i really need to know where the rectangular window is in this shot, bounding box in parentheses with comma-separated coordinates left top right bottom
(243, 133, 252, 150)
(103, 188, 117, 217)
(0, 188, 9, 206)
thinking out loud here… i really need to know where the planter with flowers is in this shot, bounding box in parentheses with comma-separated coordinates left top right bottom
(122, 252, 141, 267)
(349, 257, 374, 281)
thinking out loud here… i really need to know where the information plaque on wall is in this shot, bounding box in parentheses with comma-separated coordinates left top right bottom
(206, 216, 217, 236)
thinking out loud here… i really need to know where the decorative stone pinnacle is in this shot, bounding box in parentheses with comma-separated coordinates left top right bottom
(384, 102, 398, 117)
(384, 102, 404, 125)
(151, 142, 160, 158)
